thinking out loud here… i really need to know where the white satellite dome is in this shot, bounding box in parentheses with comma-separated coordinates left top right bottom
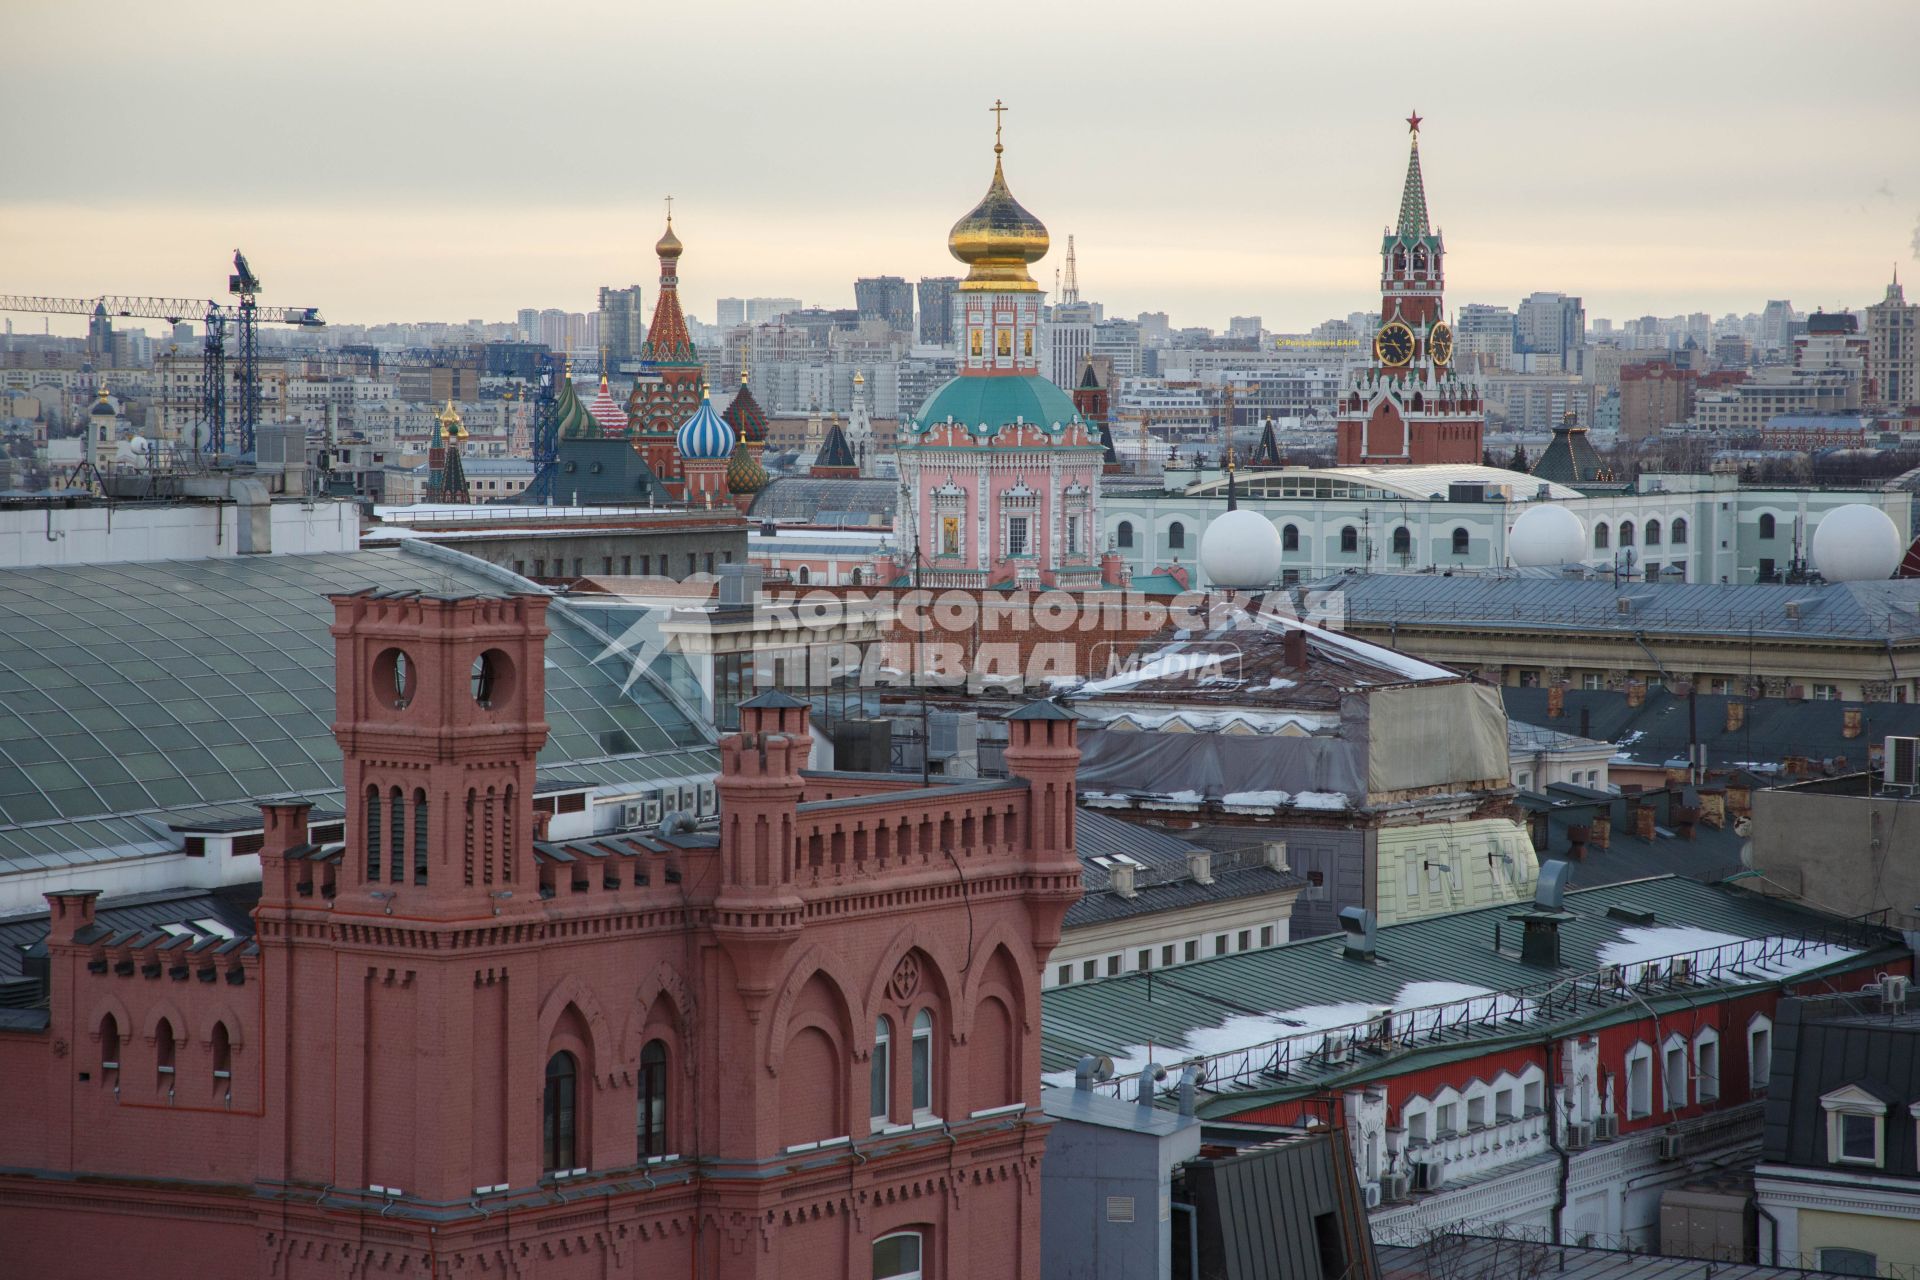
(1200, 509, 1284, 588)
(1508, 504, 1586, 567)
(1811, 503, 1903, 583)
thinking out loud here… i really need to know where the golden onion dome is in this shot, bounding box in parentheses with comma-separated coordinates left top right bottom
(436, 398, 469, 442)
(948, 137, 1048, 293)
(655, 218, 683, 260)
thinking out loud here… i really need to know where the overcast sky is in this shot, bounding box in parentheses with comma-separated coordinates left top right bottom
(4, 0, 1917, 337)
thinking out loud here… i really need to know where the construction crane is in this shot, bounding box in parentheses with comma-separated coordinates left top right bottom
(0, 250, 323, 455)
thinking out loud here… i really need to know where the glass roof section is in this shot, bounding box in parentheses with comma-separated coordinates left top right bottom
(0, 548, 715, 869)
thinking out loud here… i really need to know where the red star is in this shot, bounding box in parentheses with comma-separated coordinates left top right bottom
(1406, 110, 1423, 133)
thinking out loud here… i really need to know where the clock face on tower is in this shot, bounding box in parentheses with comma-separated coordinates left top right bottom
(1428, 322, 1454, 367)
(1375, 321, 1415, 367)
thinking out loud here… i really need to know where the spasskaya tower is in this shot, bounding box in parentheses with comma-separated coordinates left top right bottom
(1336, 114, 1485, 466)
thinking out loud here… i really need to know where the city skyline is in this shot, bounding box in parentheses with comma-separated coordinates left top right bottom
(3, 0, 1917, 337)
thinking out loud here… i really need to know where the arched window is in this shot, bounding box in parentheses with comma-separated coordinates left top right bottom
(100, 1012, 121, 1074)
(1759, 513, 1776, 539)
(1619, 521, 1635, 547)
(1116, 520, 1133, 549)
(1281, 525, 1299, 552)
(544, 1051, 578, 1172)
(871, 1016, 893, 1127)
(1645, 519, 1662, 546)
(1595, 522, 1610, 550)
(1452, 527, 1470, 556)
(1412, 245, 1428, 271)
(1340, 526, 1359, 554)
(1391, 527, 1411, 556)
(365, 785, 382, 882)
(911, 1009, 934, 1115)
(638, 1040, 668, 1158)
(796, 565, 811, 584)
(1168, 522, 1186, 550)
(412, 788, 428, 886)
(874, 1232, 924, 1280)
(1672, 517, 1688, 546)
(212, 1022, 232, 1084)
(156, 1017, 176, 1085)
(388, 785, 405, 883)
(1392, 246, 1407, 272)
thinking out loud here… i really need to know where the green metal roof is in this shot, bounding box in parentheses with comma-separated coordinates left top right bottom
(1041, 876, 1901, 1114)
(0, 547, 714, 872)
(909, 373, 1082, 433)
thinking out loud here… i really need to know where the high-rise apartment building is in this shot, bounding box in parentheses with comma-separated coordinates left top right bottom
(716, 298, 804, 328)
(854, 275, 914, 333)
(1090, 319, 1142, 382)
(597, 285, 645, 365)
(1455, 304, 1515, 370)
(1515, 292, 1585, 357)
(1866, 271, 1918, 407)
(1759, 300, 1796, 351)
(916, 276, 959, 346)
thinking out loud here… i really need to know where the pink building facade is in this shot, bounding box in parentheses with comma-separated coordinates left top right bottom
(0, 589, 1084, 1280)
(895, 129, 1109, 591)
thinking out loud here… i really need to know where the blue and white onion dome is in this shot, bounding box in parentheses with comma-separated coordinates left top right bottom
(675, 395, 735, 461)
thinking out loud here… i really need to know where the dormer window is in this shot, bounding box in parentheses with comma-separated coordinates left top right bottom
(1822, 1085, 1887, 1167)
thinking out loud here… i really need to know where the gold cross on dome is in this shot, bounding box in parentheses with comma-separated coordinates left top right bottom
(990, 99, 1007, 153)
(664, 193, 674, 222)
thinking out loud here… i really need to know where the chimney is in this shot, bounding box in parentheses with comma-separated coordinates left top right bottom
(1262, 840, 1289, 871)
(1566, 823, 1591, 860)
(1591, 812, 1611, 849)
(1187, 850, 1214, 886)
(45, 889, 102, 943)
(1109, 862, 1138, 899)
(1283, 627, 1309, 669)
(1547, 683, 1566, 720)
(1633, 803, 1656, 841)
(1626, 680, 1646, 709)
(1843, 708, 1863, 740)
(1726, 700, 1745, 733)
(1517, 861, 1572, 967)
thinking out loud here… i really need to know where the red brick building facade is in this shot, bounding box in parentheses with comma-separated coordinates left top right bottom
(0, 590, 1083, 1279)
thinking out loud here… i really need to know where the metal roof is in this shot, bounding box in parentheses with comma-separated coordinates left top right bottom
(1070, 809, 1303, 928)
(1305, 572, 1920, 643)
(0, 547, 715, 873)
(747, 477, 899, 523)
(1378, 1236, 1830, 1280)
(1039, 876, 1902, 1108)
(1505, 686, 1920, 773)
(0, 884, 260, 984)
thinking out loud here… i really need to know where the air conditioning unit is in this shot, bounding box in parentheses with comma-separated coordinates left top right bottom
(619, 803, 644, 829)
(1656, 1132, 1683, 1161)
(1670, 957, 1693, 984)
(641, 795, 663, 827)
(1564, 1122, 1593, 1151)
(1593, 1114, 1620, 1141)
(1363, 1183, 1382, 1209)
(1601, 964, 1626, 990)
(1380, 1172, 1412, 1204)
(1885, 975, 1910, 1011)
(697, 782, 717, 817)
(1886, 736, 1920, 789)
(1412, 1160, 1444, 1192)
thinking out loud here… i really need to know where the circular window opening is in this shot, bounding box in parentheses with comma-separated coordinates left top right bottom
(373, 648, 414, 710)
(471, 649, 515, 709)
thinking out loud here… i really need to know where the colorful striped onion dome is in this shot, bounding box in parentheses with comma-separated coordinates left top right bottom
(675, 395, 735, 460)
(587, 375, 627, 433)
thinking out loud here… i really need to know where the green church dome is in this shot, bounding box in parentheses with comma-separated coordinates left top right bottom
(909, 374, 1081, 437)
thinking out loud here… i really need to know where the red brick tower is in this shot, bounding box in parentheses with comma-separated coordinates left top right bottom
(1336, 114, 1485, 466)
(627, 215, 702, 494)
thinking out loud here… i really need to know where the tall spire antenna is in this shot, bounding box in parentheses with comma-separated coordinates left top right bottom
(1063, 235, 1080, 305)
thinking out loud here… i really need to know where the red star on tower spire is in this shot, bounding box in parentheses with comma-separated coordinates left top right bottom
(1406, 110, 1422, 133)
